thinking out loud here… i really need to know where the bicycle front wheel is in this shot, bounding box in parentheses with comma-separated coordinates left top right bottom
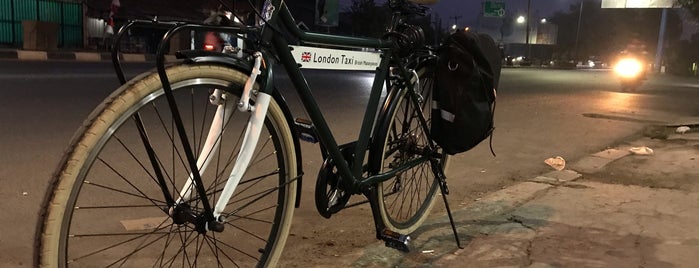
(374, 66, 450, 234)
(38, 64, 297, 267)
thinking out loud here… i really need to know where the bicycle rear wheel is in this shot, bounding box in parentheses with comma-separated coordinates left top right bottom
(38, 64, 297, 267)
(373, 66, 450, 234)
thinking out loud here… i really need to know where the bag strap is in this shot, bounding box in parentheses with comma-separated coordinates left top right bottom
(448, 31, 495, 82)
(488, 98, 497, 157)
(446, 31, 497, 100)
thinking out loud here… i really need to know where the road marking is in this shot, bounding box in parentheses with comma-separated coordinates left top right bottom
(17, 50, 47, 61)
(122, 53, 146, 62)
(74, 52, 101, 61)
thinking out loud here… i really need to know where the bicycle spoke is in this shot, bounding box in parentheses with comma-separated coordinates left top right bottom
(202, 235, 233, 268)
(226, 203, 278, 225)
(83, 179, 164, 207)
(110, 225, 181, 268)
(203, 233, 261, 262)
(97, 157, 166, 207)
(76, 204, 162, 209)
(148, 101, 192, 184)
(112, 133, 162, 187)
(203, 170, 280, 203)
(224, 185, 280, 217)
(154, 224, 179, 268)
(376, 67, 444, 231)
(69, 219, 174, 263)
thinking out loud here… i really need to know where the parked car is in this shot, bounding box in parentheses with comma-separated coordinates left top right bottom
(549, 59, 577, 69)
(504, 56, 532, 67)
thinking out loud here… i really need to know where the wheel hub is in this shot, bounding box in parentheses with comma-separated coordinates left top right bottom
(169, 203, 225, 234)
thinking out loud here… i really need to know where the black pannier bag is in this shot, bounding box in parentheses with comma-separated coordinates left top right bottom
(432, 30, 501, 155)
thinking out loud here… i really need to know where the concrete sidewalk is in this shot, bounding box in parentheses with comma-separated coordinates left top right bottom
(345, 127, 699, 267)
(0, 49, 173, 62)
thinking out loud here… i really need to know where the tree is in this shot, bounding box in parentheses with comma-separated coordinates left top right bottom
(549, 0, 682, 62)
(347, 0, 390, 38)
(678, 0, 699, 19)
(342, 0, 437, 47)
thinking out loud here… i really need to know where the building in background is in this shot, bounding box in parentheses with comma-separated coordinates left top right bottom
(475, 1, 559, 64)
(0, 0, 83, 49)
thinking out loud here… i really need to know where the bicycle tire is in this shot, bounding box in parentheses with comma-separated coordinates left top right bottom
(38, 64, 297, 267)
(374, 65, 450, 233)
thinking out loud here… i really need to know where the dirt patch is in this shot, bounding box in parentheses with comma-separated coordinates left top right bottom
(581, 137, 699, 191)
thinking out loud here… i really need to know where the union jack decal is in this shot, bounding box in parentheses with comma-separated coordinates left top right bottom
(301, 52, 312, 62)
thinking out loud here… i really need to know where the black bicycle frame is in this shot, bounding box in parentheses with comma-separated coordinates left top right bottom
(111, 0, 435, 232)
(265, 1, 401, 194)
(110, 0, 463, 249)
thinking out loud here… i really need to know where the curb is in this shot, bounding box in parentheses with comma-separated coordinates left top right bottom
(0, 49, 176, 62)
(348, 145, 639, 267)
(350, 170, 584, 267)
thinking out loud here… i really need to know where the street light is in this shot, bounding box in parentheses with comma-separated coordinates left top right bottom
(540, 18, 547, 23)
(516, 15, 525, 24)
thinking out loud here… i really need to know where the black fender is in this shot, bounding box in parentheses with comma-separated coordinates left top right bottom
(176, 50, 254, 73)
(368, 82, 406, 174)
(177, 50, 304, 208)
(368, 56, 437, 174)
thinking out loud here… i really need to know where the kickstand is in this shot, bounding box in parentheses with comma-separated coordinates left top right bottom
(434, 160, 463, 249)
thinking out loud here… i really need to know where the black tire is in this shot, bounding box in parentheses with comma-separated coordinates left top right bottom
(373, 66, 450, 233)
(38, 64, 297, 267)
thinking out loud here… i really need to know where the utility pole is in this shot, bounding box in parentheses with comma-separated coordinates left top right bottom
(432, 14, 442, 45)
(525, 0, 531, 58)
(654, 8, 668, 73)
(574, 0, 583, 62)
(449, 15, 462, 29)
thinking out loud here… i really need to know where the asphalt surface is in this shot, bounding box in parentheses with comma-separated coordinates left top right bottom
(0, 48, 172, 62)
(0, 49, 699, 267)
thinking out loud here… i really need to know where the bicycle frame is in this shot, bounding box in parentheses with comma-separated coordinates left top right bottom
(262, 1, 407, 193)
(113, 0, 441, 241)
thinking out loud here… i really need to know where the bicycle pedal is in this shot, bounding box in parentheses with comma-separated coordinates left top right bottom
(381, 229, 410, 252)
(294, 118, 318, 143)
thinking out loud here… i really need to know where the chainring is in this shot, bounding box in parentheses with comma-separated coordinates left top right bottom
(314, 157, 351, 218)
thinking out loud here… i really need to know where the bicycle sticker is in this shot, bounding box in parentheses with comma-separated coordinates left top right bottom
(260, 0, 275, 26)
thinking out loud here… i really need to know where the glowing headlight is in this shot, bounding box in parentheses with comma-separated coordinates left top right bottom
(614, 58, 643, 78)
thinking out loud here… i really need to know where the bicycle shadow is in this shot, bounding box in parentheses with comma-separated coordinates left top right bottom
(351, 200, 675, 267)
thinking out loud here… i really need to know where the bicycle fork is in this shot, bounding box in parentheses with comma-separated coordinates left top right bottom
(166, 52, 271, 232)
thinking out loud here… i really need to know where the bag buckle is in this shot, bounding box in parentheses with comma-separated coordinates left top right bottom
(447, 61, 459, 71)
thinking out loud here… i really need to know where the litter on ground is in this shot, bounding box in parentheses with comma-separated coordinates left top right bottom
(544, 156, 566, 171)
(629, 146, 654, 155)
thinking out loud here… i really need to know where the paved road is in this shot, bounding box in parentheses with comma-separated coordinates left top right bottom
(1, 60, 698, 267)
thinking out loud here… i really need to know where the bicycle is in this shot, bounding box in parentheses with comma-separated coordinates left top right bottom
(37, 0, 460, 266)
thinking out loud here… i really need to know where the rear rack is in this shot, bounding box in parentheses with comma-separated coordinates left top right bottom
(110, 19, 259, 85)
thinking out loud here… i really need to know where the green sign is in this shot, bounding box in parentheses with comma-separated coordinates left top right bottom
(484, 1, 505, 17)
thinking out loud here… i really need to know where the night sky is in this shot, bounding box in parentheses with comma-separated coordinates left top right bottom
(338, 0, 585, 29)
(336, 0, 696, 39)
(427, 0, 581, 28)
